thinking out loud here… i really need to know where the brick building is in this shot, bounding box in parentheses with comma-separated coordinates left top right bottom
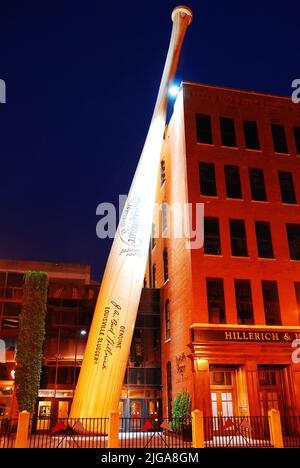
(0, 259, 161, 423)
(146, 82, 300, 423)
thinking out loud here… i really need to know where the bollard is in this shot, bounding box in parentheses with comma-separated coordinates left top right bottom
(108, 410, 120, 448)
(268, 408, 284, 448)
(192, 409, 204, 448)
(15, 411, 30, 448)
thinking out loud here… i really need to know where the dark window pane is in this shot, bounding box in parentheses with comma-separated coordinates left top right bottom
(220, 117, 237, 147)
(165, 300, 170, 340)
(160, 160, 166, 186)
(255, 222, 274, 258)
(286, 224, 300, 260)
(249, 168, 267, 201)
(0, 273, 6, 287)
(225, 165, 242, 199)
(163, 249, 169, 283)
(234, 280, 254, 324)
(230, 220, 248, 256)
(279, 171, 297, 204)
(207, 278, 226, 324)
(271, 124, 288, 153)
(3, 302, 22, 316)
(204, 217, 221, 255)
(294, 127, 300, 154)
(243, 121, 260, 150)
(199, 162, 217, 196)
(262, 281, 281, 325)
(196, 114, 213, 144)
(7, 273, 23, 287)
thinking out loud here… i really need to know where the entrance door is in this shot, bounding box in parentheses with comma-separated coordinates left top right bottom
(37, 401, 51, 431)
(210, 368, 236, 434)
(58, 401, 69, 419)
(211, 391, 234, 431)
(130, 400, 142, 430)
(258, 368, 284, 416)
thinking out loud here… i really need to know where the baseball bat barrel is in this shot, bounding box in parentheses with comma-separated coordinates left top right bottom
(70, 6, 193, 421)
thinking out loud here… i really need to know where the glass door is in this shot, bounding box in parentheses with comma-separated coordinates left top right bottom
(210, 368, 236, 434)
(130, 400, 142, 430)
(211, 390, 234, 431)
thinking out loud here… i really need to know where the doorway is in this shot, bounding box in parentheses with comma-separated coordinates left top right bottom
(58, 400, 69, 419)
(258, 367, 284, 415)
(37, 401, 51, 431)
(210, 368, 237, 433)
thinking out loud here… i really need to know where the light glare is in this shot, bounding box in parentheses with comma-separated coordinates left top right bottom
(169, 85, 180, 97)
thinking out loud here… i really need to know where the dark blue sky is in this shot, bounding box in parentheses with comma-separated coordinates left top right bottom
(0, 0, 299, 280)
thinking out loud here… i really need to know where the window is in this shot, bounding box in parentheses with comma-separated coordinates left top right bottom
(294, 127, 300, 154)
(249, 168, 267, 201)
(160, 159, 166, 186)
(224, 165, 242, 199)
(166, 362, 172, 418)
(162, 202, 168, 232)
(271, 124, 289, 153)
(255, 222, 274, 258)
(204, 217, 221, 255)
(165, 300, 170, 340)
(210, 370, 232, 386)
(7, 272, 23, 287)
(278, 171, 297, 204)
(151, 223, 156, 249)
(220, 117, 237, 147)
(230, 220, 248, 257)
(163, 249, 169, 282)
(262, 281, 281, 325)
(234, 280, 254, 324)
(128, 368, 145, 385)
(196, 114, 213, 144)
(286, 224, 300, 260)
(295, 283, 300, 319)
(199, 162, 217, 196)
(207, 278, 226, 324)
(258, 369, 277, 386)
(243, 120, 260, 150)
(152, 265, 156, 288)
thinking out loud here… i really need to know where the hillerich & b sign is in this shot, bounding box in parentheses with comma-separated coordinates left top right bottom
(193, 328, 300, 343)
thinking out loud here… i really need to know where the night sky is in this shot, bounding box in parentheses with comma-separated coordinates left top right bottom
(0, 0, 299, 281)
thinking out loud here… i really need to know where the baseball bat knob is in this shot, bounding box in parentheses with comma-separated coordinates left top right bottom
(171, 5, 193, 24)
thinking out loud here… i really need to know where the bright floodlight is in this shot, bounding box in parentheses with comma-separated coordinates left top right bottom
(169, 85, 180, 97)
(80, 330, 87, 336)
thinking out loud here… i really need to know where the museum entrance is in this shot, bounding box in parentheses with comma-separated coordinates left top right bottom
(210, 367, 237, 433)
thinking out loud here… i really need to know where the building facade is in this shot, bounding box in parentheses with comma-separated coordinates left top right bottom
(0, 259, 161, 423)
(146, 82, 300, 422)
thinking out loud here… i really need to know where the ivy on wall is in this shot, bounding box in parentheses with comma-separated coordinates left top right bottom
(15, 271, 48, 412)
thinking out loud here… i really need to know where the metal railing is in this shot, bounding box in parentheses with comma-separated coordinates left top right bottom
(203, 416, 272, 448)
(0, 418, 18, 448)
(28, 417, 109, 448)
(282, 416, 300, 448)
(119, 417, 192, 449)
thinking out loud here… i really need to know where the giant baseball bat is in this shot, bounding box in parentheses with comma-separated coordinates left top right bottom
(70, 6, 193, 420)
